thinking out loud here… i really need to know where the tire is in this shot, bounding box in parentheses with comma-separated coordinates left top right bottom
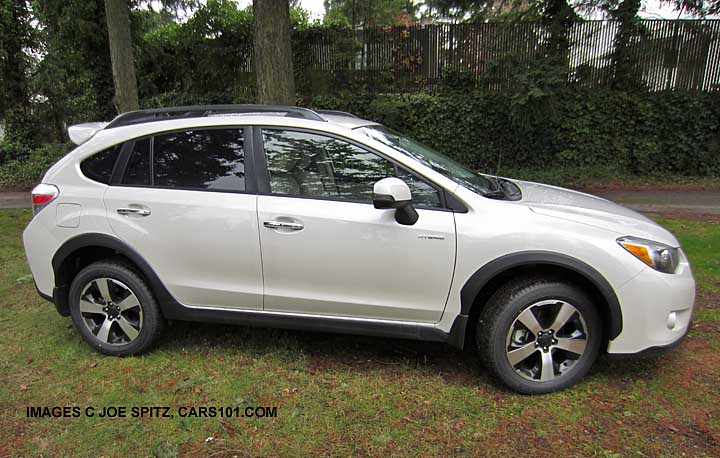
(68, 260, 164, 356)
(476, 277, 602, 394)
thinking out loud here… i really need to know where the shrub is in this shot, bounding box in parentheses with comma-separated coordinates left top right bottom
(310, 89, 720, 177)
(0, 143, 71, 187)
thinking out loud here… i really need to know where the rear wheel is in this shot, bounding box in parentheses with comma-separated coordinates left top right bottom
(68, 260, 164, 355)
(476, 277, 602, 394)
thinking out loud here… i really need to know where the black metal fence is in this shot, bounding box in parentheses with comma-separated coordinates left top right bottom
(291, 19, 720, 92)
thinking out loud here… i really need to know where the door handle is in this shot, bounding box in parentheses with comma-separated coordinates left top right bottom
(117, 207, 151, 217)
(263, 220, 303, 231)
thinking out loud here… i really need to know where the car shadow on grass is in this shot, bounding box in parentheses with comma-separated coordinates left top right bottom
(158, 319, 667, 392)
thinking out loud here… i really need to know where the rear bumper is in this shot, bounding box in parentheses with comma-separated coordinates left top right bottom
(607, 256, 695, 355)
(33, 280, 70, 316)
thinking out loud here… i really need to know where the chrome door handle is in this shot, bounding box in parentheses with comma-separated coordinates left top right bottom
(263, 220, 303, 231)
(117, 207, 151, 217)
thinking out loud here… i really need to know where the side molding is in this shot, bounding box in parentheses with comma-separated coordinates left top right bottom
(459, 251, 623, 340)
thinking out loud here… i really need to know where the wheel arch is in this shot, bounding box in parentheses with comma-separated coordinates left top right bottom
(51, 233, 180, 316)
(451, 251, 623, 349)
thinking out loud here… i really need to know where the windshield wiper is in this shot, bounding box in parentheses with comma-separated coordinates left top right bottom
(483, 189, 507, 199)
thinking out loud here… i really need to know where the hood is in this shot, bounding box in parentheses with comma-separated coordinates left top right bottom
(513, 180, 680, 247)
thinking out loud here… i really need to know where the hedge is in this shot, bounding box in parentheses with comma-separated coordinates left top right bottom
(1, 89, 718, 188)
(0, 143, 70, 188)
(311, 89, 720, 177)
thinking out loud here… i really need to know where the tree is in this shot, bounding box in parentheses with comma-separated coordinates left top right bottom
(0, 0, 35, 143)
(253, 0, 295, 105)
(105, 0, 139, 112)
(421, 0, 533, 21)
(324, 0, 417, 27)
(32, 0, 116, 132)
(606, 0, 643, 88)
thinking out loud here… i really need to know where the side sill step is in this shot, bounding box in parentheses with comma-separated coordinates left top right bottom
(162, 304, 450, 344)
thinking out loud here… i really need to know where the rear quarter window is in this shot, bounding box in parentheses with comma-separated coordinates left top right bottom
(80, 144, 122, 184)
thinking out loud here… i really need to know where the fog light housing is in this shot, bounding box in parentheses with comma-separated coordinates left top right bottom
(667, 312, 677, 330)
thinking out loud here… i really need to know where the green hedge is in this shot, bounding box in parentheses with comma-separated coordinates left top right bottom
(0, 143, 70, 187)
(1, 90, 718, 188)
(311, 89, 720, 177)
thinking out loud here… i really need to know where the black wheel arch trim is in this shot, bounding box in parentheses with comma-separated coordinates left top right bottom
(459, 251, 623, 340)
(51, 233, 183, 316)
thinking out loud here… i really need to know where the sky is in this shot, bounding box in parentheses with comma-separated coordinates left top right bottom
(231, 0, 707, 20)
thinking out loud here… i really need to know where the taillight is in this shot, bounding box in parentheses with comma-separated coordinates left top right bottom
(31, 184, 59, 216)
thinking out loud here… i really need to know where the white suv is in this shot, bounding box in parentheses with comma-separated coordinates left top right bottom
(23, 105, 695, 394)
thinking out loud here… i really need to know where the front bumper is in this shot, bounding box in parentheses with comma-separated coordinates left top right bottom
(607, 256, 695, 355)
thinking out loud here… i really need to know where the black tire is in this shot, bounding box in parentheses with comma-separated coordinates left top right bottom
(476, 277, 602, 394)
(68, 260, 164, 356)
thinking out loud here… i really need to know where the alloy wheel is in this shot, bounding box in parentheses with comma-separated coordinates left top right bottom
(78, 278, 143, 346)
(505, 299, 589, 382)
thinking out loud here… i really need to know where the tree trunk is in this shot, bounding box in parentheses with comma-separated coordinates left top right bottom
(254, 0, 296, 105)
(104, 0, 139, 113)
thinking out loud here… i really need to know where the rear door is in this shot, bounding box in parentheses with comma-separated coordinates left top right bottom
(104, 127, 263, 310)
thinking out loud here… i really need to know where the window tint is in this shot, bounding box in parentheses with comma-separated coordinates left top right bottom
(80, 144, 121, 184)
(262, 129, 442, 208)
(121, 129, 246, 192)
(153, 129, 245, 191)
(263, 129, 394, 203)
(395, 168, 442, 209)
(123, 139, 151, 186)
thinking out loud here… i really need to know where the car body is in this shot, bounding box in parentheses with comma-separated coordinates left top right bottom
(23, 105, 695, 393)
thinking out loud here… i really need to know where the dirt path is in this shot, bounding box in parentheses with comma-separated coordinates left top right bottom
(594, 190, 720, 216)
(0, 192, 28, 209)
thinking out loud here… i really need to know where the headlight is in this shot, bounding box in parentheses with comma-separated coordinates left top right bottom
(617, 237, 679, 274)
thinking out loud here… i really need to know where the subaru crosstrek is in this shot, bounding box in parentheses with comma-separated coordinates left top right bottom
(23, 105, 695, 394)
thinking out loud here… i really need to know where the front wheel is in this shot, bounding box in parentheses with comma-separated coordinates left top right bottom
(476, 278, 602, 394)
(68, 260, 164, 356)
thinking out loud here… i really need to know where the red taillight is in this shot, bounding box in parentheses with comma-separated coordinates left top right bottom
(32, 194, 55, 205)
(31, 184, 59, 216)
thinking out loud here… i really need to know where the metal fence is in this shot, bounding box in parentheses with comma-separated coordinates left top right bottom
(292, 19, 720, 92)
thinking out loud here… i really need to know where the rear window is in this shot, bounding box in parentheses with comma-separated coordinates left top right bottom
(121, 129, 246, 192)
(80, 144, 122, 184)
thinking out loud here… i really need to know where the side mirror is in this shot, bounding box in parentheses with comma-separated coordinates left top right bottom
(373, 177, 419, 226)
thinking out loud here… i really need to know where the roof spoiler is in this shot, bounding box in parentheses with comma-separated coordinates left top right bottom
(68, 122, 108, 145)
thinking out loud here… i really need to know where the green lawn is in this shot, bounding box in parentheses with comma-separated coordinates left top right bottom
(1, 209, 718, 457)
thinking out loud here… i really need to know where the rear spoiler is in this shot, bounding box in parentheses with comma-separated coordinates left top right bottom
(68, 122, 108, 145)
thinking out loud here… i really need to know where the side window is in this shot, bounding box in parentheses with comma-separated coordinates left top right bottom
(262, 129, 394, 203)
(395, 168, 442, 209)
(121, 129, 246, 192)
(80, 144, 122, 184)
(262, 129, 443, 208)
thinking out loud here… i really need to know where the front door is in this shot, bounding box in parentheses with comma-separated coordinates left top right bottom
(256, 128, 456, 323)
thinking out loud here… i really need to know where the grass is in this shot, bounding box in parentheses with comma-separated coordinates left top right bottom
(1, 209, 719, 457)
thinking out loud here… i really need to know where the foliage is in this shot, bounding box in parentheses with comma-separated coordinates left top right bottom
(0, 0, 36, 144)
(137, 0, 313, 103)
(311, 89, 720, 177)
(0, 142, 70, 187)
(324, 0, 418, 27)
(31, 0, 116, 140)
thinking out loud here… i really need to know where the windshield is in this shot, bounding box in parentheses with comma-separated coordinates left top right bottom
(358, 125, 493, 195)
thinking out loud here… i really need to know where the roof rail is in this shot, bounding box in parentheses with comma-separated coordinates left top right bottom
(314, 109, 360, 119)
(105, 104, 326, 129)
